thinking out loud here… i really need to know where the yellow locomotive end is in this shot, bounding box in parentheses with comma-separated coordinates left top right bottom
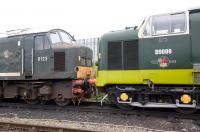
(75, 66, 94, 79)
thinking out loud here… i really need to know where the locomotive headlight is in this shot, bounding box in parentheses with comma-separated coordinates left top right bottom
(180, 94, 191, 104)
(120, 93, 129, 101)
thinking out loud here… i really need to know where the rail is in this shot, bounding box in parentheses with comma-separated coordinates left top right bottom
(0, 121, 93, 132)
(0, 102, 200, 122)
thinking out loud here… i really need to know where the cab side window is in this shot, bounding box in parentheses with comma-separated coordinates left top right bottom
(50, 32, 61, 44)
(142, 12, 187, 37)
(59, 31, 72, 43)
(35, 35, 50, 50)
(152, 15, 171, 35)
(171, 13, 186, 33)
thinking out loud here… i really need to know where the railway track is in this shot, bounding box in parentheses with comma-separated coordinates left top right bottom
(0, 101, 200, 123)
(0, 118, 168, 132)
(0, 121, 93, 132)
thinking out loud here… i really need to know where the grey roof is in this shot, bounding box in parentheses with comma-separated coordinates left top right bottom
(188, 7, 200, 13)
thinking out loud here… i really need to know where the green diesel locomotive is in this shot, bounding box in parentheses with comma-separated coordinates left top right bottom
(0, 29, 95, 106)
(96, 8, 200, 113)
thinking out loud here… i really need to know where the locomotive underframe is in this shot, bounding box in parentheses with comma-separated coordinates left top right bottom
(0, 79, 93, 106)
(104, 85, 200, 109)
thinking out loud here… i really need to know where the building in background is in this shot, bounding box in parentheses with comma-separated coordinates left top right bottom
(76, 38, 99, 62)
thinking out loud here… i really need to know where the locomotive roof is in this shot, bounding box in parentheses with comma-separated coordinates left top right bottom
(189, 7, 200, 13)
(100, 28, 138, 42)
(0, 28, 70, 38)
(101, 8, 200, 42)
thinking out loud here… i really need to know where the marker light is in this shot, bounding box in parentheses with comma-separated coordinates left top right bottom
(120, 93, 129, 101)
(181, 94, 191, 104)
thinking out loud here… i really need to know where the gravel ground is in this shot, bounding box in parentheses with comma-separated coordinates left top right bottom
(0, 107, 199, 132)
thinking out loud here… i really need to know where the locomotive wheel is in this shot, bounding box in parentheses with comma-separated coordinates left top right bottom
(55, 99, 71, 106)
(24, 99, 39, 105)
(175, 108, 197, 114)
(109, 94, 132, 110)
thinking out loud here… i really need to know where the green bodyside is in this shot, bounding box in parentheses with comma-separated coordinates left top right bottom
(0, 37, 23, 80)
(0, 30, 93, 80)
(96, 10, 200, 87)
(139, 35, 192, 69)
(98, 29, 138, 70)
(190, 11, 200, 63)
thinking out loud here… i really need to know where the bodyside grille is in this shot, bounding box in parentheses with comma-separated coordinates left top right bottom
(108, 41, 122, 70)
(54, 52, 65, 71)
(107, 40, 138, 70)
(124, 40, 138, 70)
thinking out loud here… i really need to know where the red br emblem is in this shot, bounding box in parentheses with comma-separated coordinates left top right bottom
(158, 56, 169, 68)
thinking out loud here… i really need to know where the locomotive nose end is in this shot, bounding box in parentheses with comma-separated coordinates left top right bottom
(75, 66, 94, 79)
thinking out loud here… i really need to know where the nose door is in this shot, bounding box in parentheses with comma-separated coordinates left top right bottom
(34, 35, 52, 78)
(23, 36, 34, 77)
(190, 11, 200, 63)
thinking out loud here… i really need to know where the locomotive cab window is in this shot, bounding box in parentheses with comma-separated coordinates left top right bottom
(80, 57, 86, 66)
(171, 13, 186, 33)
(79, 57, 92, 67)
(49, 32, 61, 44)
(35, 35, 50, 50)
(59, 31, 72, 44)
(139, 12, 188, 38)
(86, 59, 92, 67)
(152, 15, 171, 35)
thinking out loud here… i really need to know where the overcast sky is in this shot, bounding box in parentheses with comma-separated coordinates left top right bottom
(0, 0, 199, 39)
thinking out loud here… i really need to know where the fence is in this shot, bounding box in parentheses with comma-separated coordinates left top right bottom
(76, 38, 99, 61)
